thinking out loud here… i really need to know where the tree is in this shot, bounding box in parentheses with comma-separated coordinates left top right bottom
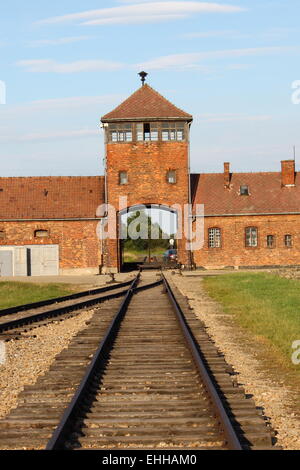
(122, 210, 171, 252)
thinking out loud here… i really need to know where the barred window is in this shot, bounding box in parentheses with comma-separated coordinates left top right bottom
(285, 234, 293, 247)
(162, 122, 184, 141)
(136, 123, 158, 141)
(34, 230, 49, 238)
(109, 123, 132, 142)
(245, 227, 258, 247)
(167, 170, 176, 184)
(267, 235, 275, 248)
(119, 171, 128, 185)
(208, 228, 221, 248)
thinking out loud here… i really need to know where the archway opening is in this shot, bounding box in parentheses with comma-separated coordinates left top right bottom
(119, 205, 178, 272)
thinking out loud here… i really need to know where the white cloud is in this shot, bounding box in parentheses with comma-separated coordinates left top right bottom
(137, 47, 299, 70)
(0, 95, 124, 121)
(16, 46, 299, 76)
(29, 36, 92, 47)
(37, 2, 245, 26)
(84, 14, 187, 25)
(16, 59, 124, 73)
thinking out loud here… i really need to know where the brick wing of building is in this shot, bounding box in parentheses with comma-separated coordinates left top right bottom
(0, 82, 299, 276)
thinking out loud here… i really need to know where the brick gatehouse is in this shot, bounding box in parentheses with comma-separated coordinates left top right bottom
(0, 81, 299, 275)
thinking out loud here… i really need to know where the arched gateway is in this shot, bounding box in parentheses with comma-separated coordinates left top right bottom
(100, 79, 193, 273)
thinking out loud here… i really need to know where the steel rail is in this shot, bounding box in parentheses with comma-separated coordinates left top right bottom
(0, 279, 133, 319)
(0, 286, 131, 334)
(162, 274, 243, 451)
(46, 273, 141, 450)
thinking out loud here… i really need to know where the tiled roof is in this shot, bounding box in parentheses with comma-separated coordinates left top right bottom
(0, 176, 105, 219)
(191, 172, 300, 215)
(101, 84, 192, 121)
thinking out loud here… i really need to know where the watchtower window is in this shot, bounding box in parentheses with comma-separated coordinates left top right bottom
(119, 171, 128, 185)
(109, 123, 132, 142)
(136, 123, 158, 142)
(167, 170, 177, 184)
(162, 122, 184, 141)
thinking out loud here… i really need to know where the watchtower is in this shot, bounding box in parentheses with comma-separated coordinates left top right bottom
(101, 77, 193, 272)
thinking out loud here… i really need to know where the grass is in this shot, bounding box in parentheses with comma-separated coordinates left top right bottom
(0, 281, 79, 310)
(123, 249, 166, 263)
(203, 273, 300, 371)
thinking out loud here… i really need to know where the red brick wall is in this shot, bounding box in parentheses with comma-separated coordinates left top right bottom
(0, 220, 101, 270)
(193, 214, 300, 268)
(106, 141, 190, 269)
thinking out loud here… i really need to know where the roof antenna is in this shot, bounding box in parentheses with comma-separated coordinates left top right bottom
(138, 71, 148, 86)
(293, 145, 296, 161)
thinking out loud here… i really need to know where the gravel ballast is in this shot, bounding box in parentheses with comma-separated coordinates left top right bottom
(0, 310, 95, 419)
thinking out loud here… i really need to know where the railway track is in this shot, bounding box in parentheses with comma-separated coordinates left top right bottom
(0, 272, 274, 450)
(0, 278, 135, 340)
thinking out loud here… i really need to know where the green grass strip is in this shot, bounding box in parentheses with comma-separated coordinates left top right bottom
(203, 273, 300, 369)
(0, 282, 78, 310)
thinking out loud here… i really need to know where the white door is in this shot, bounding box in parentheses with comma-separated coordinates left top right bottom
(14, 247, 28, 276)
(0, 251, 13, 276)
(29, 245, 59, 276)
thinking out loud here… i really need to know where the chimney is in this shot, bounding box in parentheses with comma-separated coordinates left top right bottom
(224, 162, 231, 188)
(281, 160, 295, 187)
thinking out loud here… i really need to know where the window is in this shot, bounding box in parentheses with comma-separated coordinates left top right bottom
(109, 123, 132, 142)
(240, 185, 249, 196)
(162, 122, 184, 141)
(34, 230, 49, 238)
(136, 123, 158, 141)
(167, 170, 176, 184)
(209, 228, 221, 248)
(267, 235, 275, 248)
(285, 234, 293, 247)
(0, 230, 5, 239)
(245, 227, 258, 247)
(119, 171, 128, 185)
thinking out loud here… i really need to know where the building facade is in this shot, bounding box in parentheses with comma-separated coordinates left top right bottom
(0, 83, 299, 275)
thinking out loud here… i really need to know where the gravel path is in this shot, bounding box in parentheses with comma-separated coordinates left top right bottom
(0, 310, 95, 419)
(171, 274, 300, 451)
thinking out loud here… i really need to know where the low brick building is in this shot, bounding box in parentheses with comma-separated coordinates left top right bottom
(0, 177, 105, 275)
(0, 82, 299, 275)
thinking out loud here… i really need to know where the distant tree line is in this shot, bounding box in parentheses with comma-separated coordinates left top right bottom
(120, 210, 176, 252)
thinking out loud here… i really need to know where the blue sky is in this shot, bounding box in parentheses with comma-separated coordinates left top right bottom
(0, 0, 300, 176)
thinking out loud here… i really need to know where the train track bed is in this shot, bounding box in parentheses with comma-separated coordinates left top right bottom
(0, 296, 125, 449)
(0, 309, 95, 421)
(0, 272, 274, 450)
